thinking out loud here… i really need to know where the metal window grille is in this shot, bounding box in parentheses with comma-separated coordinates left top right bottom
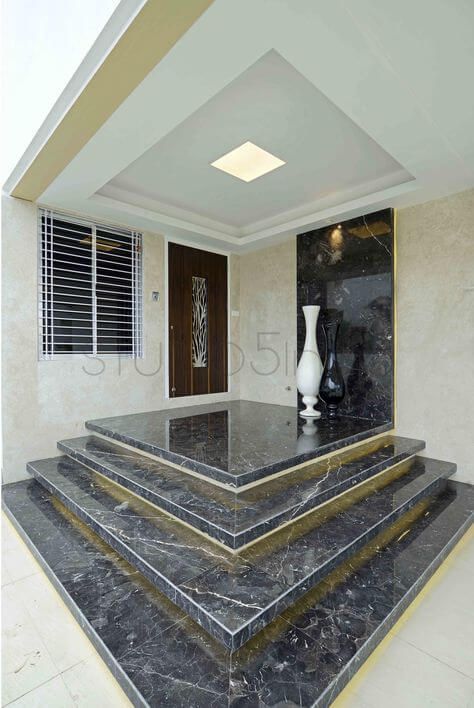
(39, 209, 143, 359)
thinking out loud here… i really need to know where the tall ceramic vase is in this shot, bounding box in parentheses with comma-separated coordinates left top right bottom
(297, 305, 323, 418)
(320, 309, 345, 417)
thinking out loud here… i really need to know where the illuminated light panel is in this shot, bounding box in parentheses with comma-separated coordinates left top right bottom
(210, 141, 285, 182)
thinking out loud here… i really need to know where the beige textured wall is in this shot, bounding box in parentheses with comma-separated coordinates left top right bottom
(396, 189, 474, 484)
(3, 191, 473, 484)
(238, 238, 297, 406)
(1, 196, 236, 484)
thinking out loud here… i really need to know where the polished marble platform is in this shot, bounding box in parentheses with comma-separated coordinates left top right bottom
(86, 400, 391, 487)
(6, 397, 473, 705)
(3, 479, 473, 708)
(26, 453, 453, 649)
(58, 434, 424, 549)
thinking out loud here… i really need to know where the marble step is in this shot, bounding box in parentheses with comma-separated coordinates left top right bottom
(58, 434, 425, 549)
(26, 453, 453, 650)
(3, 479, 473, 708)
(85, 401, 392, 488)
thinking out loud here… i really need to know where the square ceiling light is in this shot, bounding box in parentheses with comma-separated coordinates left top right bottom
(210, 141, 285, 182)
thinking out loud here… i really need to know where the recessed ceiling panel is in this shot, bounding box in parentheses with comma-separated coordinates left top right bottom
(211, 141, 285, 182)
(103, 50, 412, 230)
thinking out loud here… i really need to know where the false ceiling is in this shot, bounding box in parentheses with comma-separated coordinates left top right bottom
(6, 0, 474, 252)
(103, 51, 411, 231)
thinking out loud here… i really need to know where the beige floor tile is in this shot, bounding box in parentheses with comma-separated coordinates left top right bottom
(2, 565, 14, 587)
(1, 584, 59, 705)
(2, 518, 39, 584)
(61, 657, 132, 707)
(448, 532, 474, 572)
(468, 686, 474, 708)
(347, 636, 474, 708)
(396, 580, 474, 678)
(15, 573, 93, 672)
(5, 674, 75, 708)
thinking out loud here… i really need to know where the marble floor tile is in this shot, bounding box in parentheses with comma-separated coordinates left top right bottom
(15, 573, 93, 672)
(60, 658, 132, 707)
(4, 674, 75, 708)
(86, 400, 390, 486)
(2, 583, 58, 704)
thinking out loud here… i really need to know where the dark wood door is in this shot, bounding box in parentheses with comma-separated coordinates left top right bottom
(168, 243, 227, 397)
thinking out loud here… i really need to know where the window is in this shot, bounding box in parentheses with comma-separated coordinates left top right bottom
(39, 209, 142, 358)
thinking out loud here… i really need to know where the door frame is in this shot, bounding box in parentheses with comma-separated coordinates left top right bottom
(164, 235, 232, 401)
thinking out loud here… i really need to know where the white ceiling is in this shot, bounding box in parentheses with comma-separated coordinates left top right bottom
(33, 0, 474, 252)
(103, 51, 411, 232)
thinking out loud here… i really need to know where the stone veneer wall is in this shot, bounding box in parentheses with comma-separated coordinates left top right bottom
(396, 189, 474, 484)
(297, 209, 394, 423)
(1, 196, 240, 484)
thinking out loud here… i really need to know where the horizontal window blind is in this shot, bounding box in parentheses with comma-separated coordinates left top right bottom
(39, 209, 143, 359)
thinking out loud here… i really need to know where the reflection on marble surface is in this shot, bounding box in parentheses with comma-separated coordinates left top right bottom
(26, 454, 453, 649)
(3, 479, 473, 707)
(86, 400, 390, 487)
(298, 209, 394, 423)
(58, 434, 424, 549)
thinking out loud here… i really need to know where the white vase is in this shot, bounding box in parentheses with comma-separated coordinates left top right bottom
(297, 305, 323, 418)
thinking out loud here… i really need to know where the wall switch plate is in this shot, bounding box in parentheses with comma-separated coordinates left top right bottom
(231, 310, 240, 317)
(152, 291, 160, 302)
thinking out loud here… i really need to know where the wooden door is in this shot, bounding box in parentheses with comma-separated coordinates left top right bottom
(168, 243, 227, 396)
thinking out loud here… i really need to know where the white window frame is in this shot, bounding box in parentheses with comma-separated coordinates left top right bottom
(38, 208, 143, 360)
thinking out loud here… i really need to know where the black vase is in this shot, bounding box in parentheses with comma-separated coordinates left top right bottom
(320, 309, 345, 417)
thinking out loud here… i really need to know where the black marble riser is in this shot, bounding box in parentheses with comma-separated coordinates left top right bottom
(26, 454, 454, 650)
(86, 401, 392, 488)
(3, 479, 473, 708)
(58, 434, 425, 550)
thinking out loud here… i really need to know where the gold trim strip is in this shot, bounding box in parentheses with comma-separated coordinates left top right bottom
(91, 427, 394, 493)
(73, 446, 415, 557)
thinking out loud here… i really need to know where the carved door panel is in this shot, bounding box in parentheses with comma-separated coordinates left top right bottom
(168, 243, 227, 396)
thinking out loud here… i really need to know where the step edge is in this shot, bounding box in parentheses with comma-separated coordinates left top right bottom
(313, 503, 474, 708)
(219, 472, 452, 649)
(4, 481, 472, 708)
(27, 458, 453, 650)
(26, 461, 238, 648)
(57, 441, 238, 547)
(57, 438, 426, 549)
(1, 499, 150, 708)
(84, 421, 393, 487)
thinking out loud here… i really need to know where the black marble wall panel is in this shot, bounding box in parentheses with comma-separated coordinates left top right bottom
(297, 208, 394, 423)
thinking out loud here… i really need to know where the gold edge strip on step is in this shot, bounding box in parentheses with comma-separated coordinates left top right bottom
(67, 448, 416, 558)
(240, 455, 416, 560)
(233, 496, 435, 666)
(90, 427, 395, 493)
(4, 498, 472, 683)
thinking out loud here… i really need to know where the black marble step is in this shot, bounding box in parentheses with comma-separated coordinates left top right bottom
(26, 453, 453, 650)
(85, 400, 391, 488)
(3, 478, 473, 707)
(58, 434, 425, 549)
